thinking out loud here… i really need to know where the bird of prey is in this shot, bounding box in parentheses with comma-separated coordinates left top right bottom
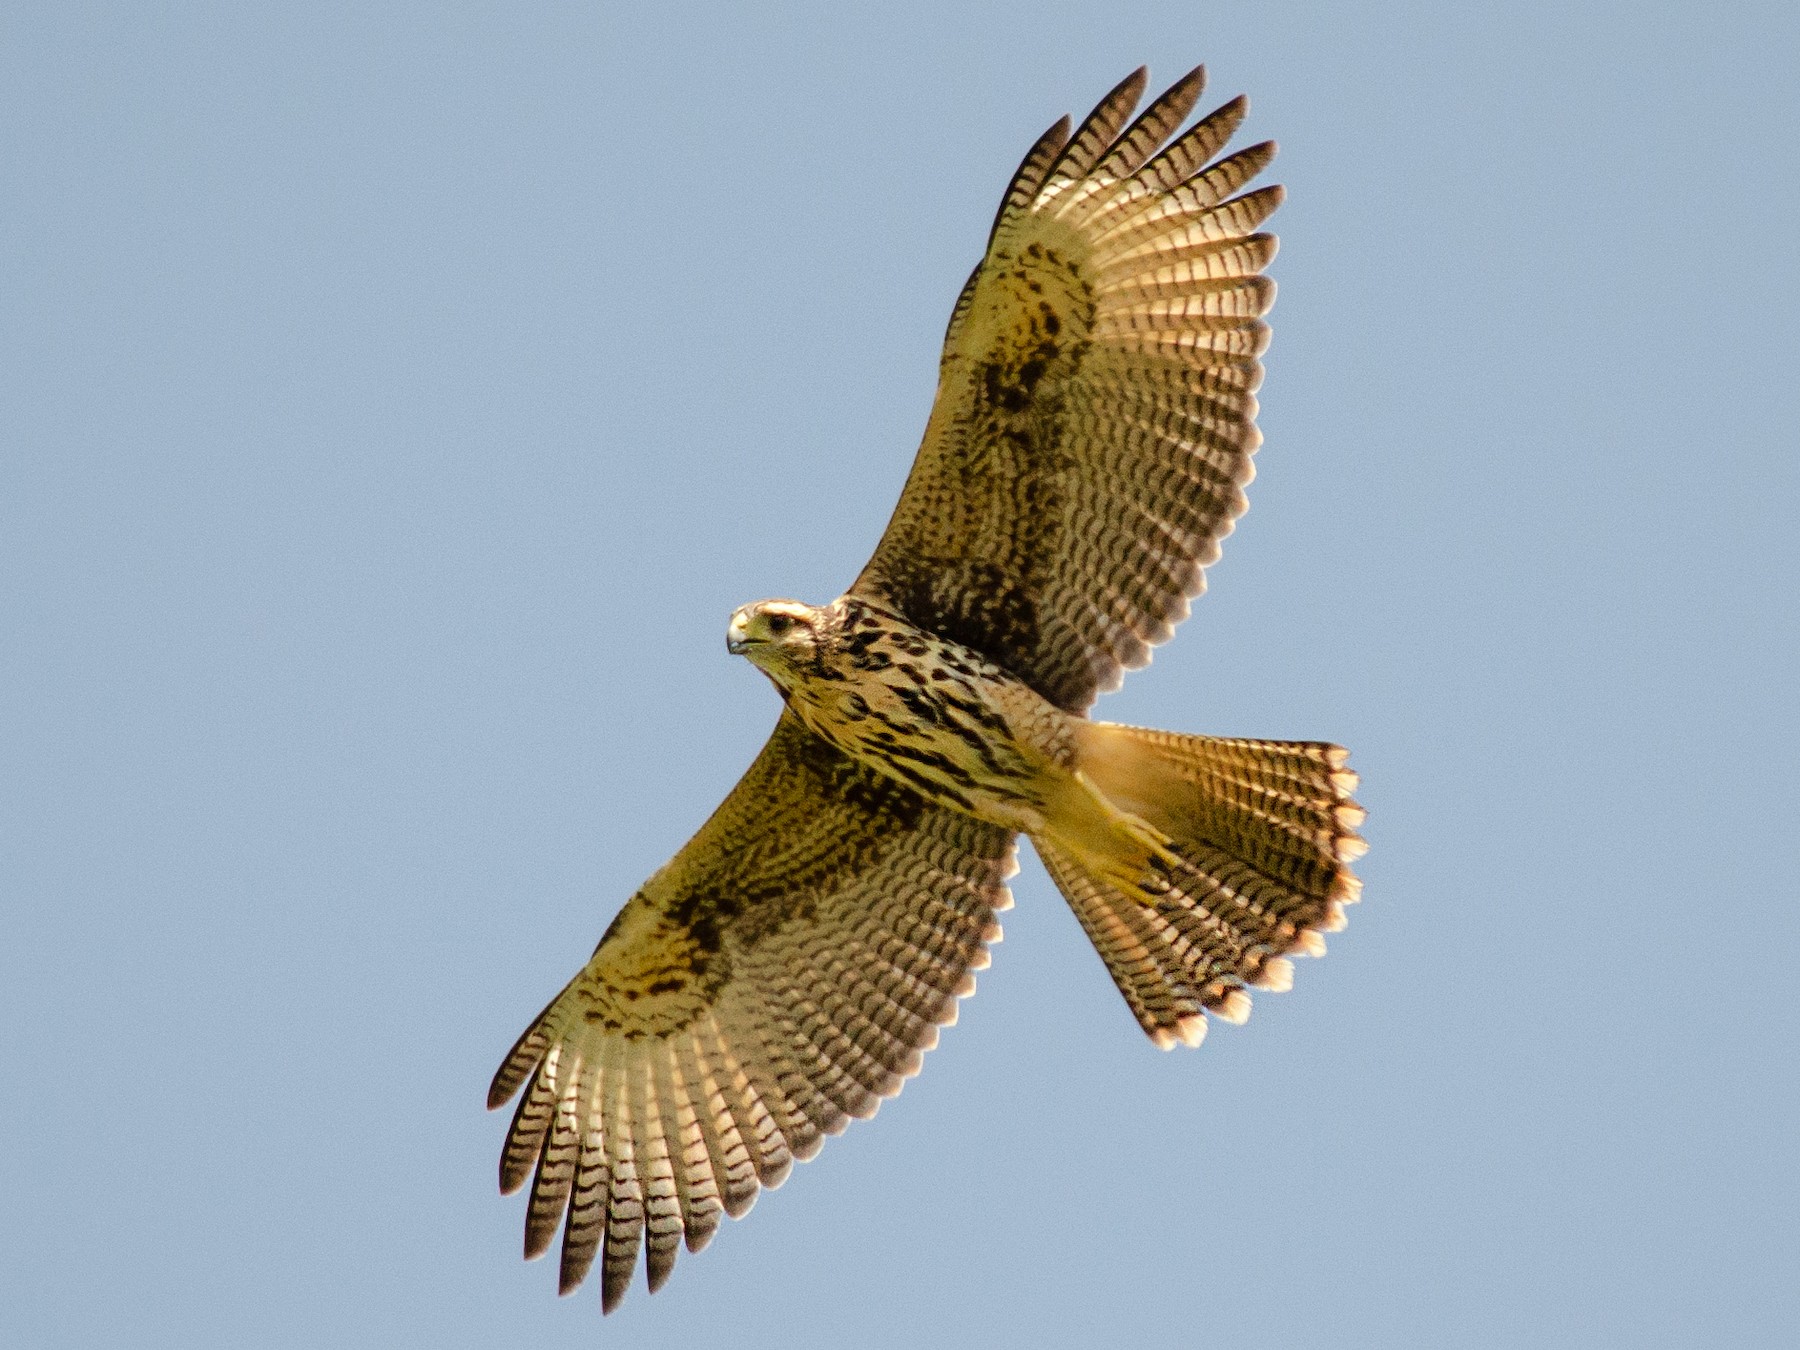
(489, 64, 1364, 1314)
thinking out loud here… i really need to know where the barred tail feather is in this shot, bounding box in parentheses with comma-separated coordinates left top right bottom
(1035, 722, 1363, 1048)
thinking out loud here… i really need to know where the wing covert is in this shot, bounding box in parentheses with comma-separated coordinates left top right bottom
(488, 712, 1016, 1312)
(853, 67, 1282, 711)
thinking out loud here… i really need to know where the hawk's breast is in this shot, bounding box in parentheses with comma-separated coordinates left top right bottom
(787, 607, 1070, 833)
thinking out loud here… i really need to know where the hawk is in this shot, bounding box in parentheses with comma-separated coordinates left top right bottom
(490, 65, 1365, 1313)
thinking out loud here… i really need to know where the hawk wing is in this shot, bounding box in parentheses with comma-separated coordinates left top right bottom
(488, 712, 1015, 1312)
(853, 67, 1281, 712)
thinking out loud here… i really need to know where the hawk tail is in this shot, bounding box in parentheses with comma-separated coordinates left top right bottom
(1033, 722, 1364, 1049)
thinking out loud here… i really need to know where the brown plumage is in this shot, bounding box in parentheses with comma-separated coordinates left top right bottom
(489, 65, 1363, 1313)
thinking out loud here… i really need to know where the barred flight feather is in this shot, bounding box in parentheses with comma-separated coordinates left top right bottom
(558, 1127, 605, 1292)
(524, 1062, 583, 1258)
(651, 1050, 717, 1255)
(659, 1043, 719, 1245)
(1041, 68, 1149, 197)
(986, 117, 1071, 248)
(636, 1070, 685, 1296)
(597, 1072, 641, 1313)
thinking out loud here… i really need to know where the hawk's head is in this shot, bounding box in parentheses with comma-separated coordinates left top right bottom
(727, 599, 829, 686)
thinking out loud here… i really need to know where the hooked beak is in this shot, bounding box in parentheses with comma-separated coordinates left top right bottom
(726, 609, 752, 656)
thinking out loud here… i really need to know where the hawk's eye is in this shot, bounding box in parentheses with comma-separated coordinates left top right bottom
(766, 614, 793, 635)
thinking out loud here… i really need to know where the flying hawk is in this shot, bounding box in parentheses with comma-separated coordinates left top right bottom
(489, 65, 1365, 1313)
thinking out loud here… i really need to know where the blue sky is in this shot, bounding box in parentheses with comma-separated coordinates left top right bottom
(5, 3, 1797, 1346)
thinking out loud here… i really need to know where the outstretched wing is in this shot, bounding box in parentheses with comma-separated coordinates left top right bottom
(488, 712, 1015, 1313)
(853, 67, 1281, 712)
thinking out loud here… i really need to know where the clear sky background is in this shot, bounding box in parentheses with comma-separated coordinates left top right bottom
(5, 3, 1797, 1346)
